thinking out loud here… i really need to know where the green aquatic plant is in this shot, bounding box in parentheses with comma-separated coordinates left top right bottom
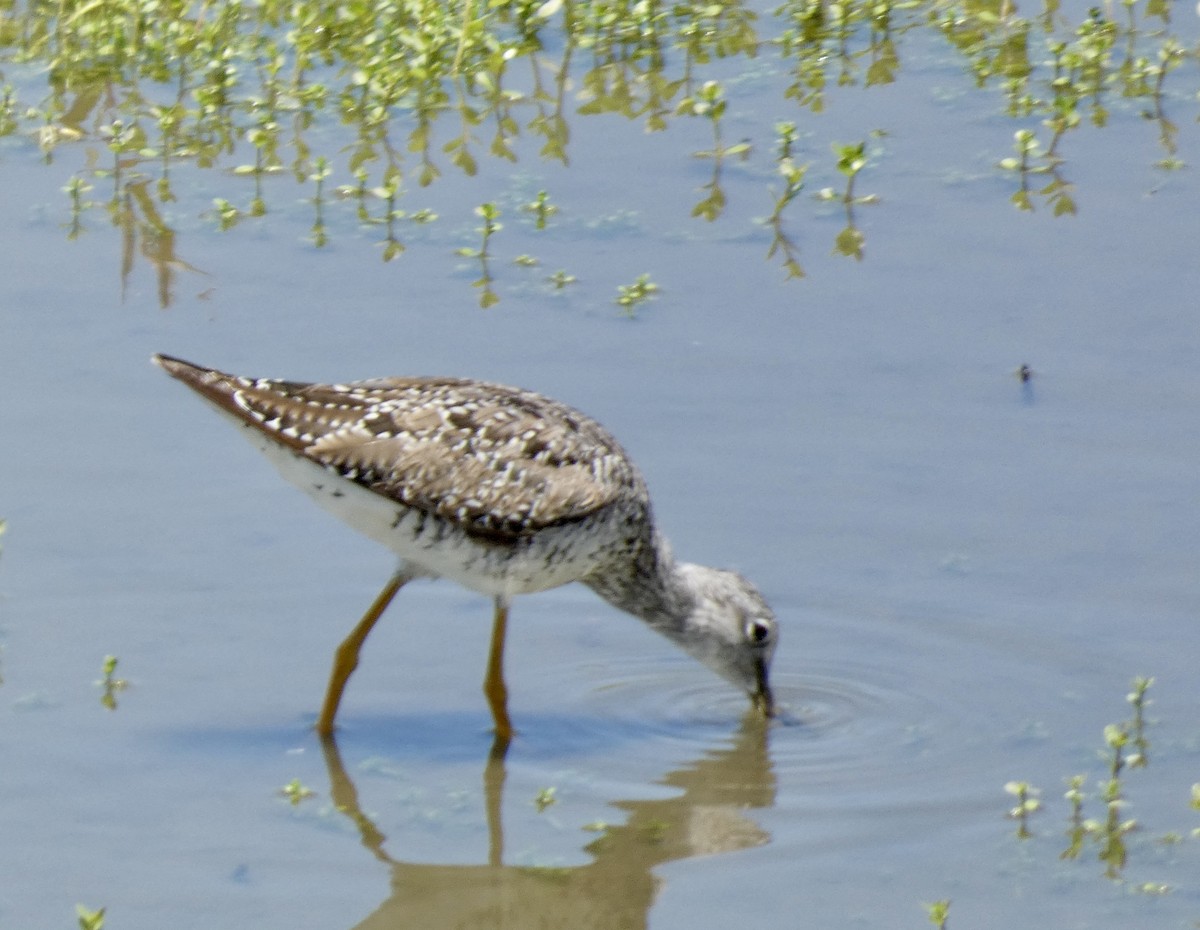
(1094, 722, 1138, 879)
(816, 139, 880, 259)
(764, 120, 807, 279)
(832, 140, 868, 205)
(923, 899, 950, 929)
(212, 198, 242, 231)
(1061, 774, 1088, 860)
(279, 778, 317, 806)
(1005, 780, 1042, 840)
(682, 80, 751, 222)
(998, 128, 1075, 215)
(62, 176, 94, 239)
(457, 202, 504, 308)
(615, 273, 660, 317)
(76, 904, 105, 930)
(367, 172, 410, 262)
(1009, 677, 1200, 887)
(97, 655, 128, 711)
(0, 0, 1195, 291)
(522, 189, 558, 230)
(337, 169, 439, 262)
(0, 85, 17, 136)
(534, 786, 557, 811)
(1125, 676, 1152, 767)
(308, 156, 332, 248)
(546, 269, 577, 290)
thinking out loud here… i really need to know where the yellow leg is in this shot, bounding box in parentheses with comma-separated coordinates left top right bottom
(484, 734, 509, 866)
(316, 571, 408, 737)
(483, 596, 514, 743)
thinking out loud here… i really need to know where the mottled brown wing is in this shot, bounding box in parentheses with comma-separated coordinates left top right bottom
(155, 356, 639, 540)
(299, 379, 638, 539)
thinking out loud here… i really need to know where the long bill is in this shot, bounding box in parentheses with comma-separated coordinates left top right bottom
(753, 658, 775, 717)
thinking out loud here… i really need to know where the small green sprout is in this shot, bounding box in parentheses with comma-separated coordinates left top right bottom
(308, 156, 332, 247)
(457, 203, 503, 308)
(765, 122, 808, 278)
(1061, 774, 1087, 860)
(1126, 676, 1153, 767)
(615, 274, 660, 317)
(546, 270, 577, 290)
(76, 904, 106, 930)
(63, 177, 95, 239)
(1005, 781, 1041, 839)
(98, 655, 128, 711)
(998, 129, 1074, 214)
(998, 129, 1045, 175)
(309, 156, 332, 187)
(1096, 779, 1136, 879)
(818, 140, 879, 259)
(834, 140, 867, 187)
(534, 787, 557, 812)
(279, 778, 316, 806)
(828, 140, 880, 205)
(1103, 722, 1129, 778)
(213, 198, 241, 231)
(682, 80, 746, 221)
(522, 190, 557, 230)
(924, 899, 951, 929)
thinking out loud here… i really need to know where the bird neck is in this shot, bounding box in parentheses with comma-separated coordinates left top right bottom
(585, 526, 694, 636)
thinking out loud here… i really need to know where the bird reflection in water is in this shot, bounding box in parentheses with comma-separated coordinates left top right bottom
(318, 711, 775, 930)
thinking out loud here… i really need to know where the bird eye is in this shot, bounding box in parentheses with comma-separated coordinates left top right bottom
(745, 618, 774, 645)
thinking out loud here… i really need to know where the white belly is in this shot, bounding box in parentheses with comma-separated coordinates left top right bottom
(244, 423, 617, 597)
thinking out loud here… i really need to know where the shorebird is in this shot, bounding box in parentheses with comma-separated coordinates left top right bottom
(153, 354, 777, 738)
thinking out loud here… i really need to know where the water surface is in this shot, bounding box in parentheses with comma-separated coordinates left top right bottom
(2, 3, 1200, 927)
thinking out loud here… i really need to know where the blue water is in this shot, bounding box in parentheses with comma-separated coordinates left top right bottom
(2, 7, 1199, 928)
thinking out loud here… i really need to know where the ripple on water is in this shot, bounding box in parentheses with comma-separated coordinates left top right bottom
(532, 603, 1088, 837)
(778, 603, 1103, 839)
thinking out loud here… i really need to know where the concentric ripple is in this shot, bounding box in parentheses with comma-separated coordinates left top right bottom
(520, 599, 1102, 846)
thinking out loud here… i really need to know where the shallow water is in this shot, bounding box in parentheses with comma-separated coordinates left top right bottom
(3, 4, 1200, 928)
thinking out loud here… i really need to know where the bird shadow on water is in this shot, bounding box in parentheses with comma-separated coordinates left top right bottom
(309, 707, 777, 930)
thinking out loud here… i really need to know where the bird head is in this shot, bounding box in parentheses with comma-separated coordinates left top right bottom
(672, 564, 778, 715)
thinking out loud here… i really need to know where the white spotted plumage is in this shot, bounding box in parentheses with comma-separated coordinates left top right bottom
(154, 353, 778, 718)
